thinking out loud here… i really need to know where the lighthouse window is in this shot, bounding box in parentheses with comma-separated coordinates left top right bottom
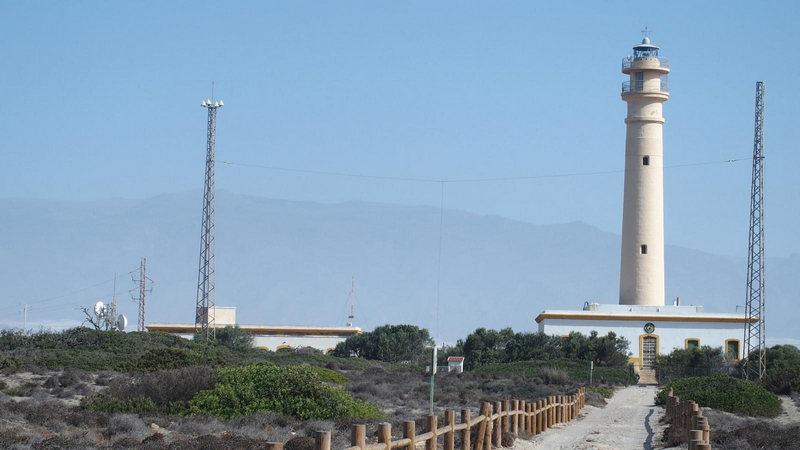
(643, 156, 650, 166)
(635, 72, 644, 90)
(641, 245, 648, 254)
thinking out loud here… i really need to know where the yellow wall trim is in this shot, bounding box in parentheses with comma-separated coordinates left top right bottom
(535, 313, 755, 324)
(147, 324, 362, 336)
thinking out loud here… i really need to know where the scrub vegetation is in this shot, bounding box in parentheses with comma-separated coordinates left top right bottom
(655, 374, 782, 418)
(0, 325, 596, 449)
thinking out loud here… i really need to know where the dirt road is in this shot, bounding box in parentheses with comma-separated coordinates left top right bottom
(518, 385, 665, 450)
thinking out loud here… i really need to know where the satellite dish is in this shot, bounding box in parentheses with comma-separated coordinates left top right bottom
(116, 314, 128, 332)
(94, 301, 105, 317)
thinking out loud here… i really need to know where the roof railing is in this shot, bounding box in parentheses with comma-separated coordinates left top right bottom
(622, 80, 669, 94)
(622, 57, 670, 70)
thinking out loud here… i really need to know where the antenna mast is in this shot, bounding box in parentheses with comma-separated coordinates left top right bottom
(132, 258, 153, 332)
(196, 93, 223, 340)
(744, 81, 766, 380)
(347, 276, 355, 326)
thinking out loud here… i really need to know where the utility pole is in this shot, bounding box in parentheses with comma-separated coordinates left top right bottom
(132, 258, 153, 332)
(196, 92, 223, 340)
(744, 81, 766, 381)
(22, 304, 27, 331)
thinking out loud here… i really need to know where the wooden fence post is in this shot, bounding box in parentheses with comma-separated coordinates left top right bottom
(404, 421, 416, 450)
(512, 400, 519, 435)
(351, 424, 366, 450)
(445, 410, 455, 450)
(426, 415, 438, 450)
(493, 402, 502, 448)
(503, 400, 510, 433)
(542, 397, 552, 432)
(461, 409, 471, 450)
(475, 403, 488, 450)
(315, 431, 331, 450)
(378, 423, 391, 450)
(484, 402, 493, 450)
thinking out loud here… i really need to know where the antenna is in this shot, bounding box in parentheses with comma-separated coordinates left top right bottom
(744, 81, 766, 380)
(116, 314, 128, 332)
(196, 90, 223, 340)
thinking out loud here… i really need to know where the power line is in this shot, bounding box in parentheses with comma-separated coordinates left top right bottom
(0, 270, 138, 312)
(221, 157, 747, 185)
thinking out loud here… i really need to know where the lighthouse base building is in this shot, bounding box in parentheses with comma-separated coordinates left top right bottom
(536, 35, 753, 376)
(536, 304, 751, 373)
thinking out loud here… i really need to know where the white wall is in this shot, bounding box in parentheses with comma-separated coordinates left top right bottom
(539, 318, 743, 365)
(173, 332, 347, 354)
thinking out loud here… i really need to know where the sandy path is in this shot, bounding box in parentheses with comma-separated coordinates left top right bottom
(516, 385, 665, 450)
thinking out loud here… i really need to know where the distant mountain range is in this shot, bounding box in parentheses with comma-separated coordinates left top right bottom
(1, 191, 797, 343)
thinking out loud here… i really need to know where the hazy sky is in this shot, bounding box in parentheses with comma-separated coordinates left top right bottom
(2, 1, 798, 258)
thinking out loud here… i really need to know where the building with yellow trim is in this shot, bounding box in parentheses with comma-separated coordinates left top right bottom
(147, 307, 361, 353)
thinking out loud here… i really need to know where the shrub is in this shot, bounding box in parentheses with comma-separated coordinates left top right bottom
(122, 347, 210, 372)
(331, 324, 432, 364)
(760, 366, 800, 395)
(538, 368, 569, 385)
(194, 325, 254, 351)
(472, 359, 635, 384)
(656, 374, 782, 418)
(301, 366, 347, 385)
(186, 362, 382, 420)
(102, 366, 216, 413)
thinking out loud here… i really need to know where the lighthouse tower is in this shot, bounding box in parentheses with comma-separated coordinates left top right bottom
(618, 35, 669, 306)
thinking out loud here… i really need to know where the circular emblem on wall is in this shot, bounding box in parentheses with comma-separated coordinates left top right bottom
(644, 323, 656, 334)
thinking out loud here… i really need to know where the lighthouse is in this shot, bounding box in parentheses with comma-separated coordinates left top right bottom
(535, 34, 752, 373)
(618, 35, 670, 306)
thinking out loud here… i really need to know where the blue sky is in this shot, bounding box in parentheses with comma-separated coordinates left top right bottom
(2, 1, 798, 258)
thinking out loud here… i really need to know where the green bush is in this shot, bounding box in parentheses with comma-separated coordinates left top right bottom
(473, 359, 635, 384)
(121, 348, 213, 372)
(300, 366, 347, 384)
(760, 366, 800, 395)
(656, 374, 782, 418)
(186, 362, 382, 420)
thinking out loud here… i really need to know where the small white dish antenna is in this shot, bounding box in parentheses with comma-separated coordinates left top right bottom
(116, 314, 128, 332)
(94, 301, 105, 317)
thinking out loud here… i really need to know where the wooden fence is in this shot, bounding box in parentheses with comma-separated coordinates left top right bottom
(665, 388, 712, 450)
(265, 388, 585, 450)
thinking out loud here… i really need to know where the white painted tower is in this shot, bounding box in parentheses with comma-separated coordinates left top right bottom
(619, 36, 670, 306)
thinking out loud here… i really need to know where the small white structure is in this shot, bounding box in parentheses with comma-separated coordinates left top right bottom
(447, 356, 465, 373)
(537, 36, 754, 373)
(148, 307, 361, 354)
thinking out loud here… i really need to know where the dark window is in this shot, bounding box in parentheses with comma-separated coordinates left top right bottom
(635, 72, 644, 90)
(643, 156, 650, 166)
(641, 245, 648, 254)
(726, 341, 740, 359)
(687, 339, 699, 349)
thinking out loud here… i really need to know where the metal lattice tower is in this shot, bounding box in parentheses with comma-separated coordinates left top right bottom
(196, 97, 223, 340)
(744, 81, 766, 380)
(132, 258, 153, 332)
